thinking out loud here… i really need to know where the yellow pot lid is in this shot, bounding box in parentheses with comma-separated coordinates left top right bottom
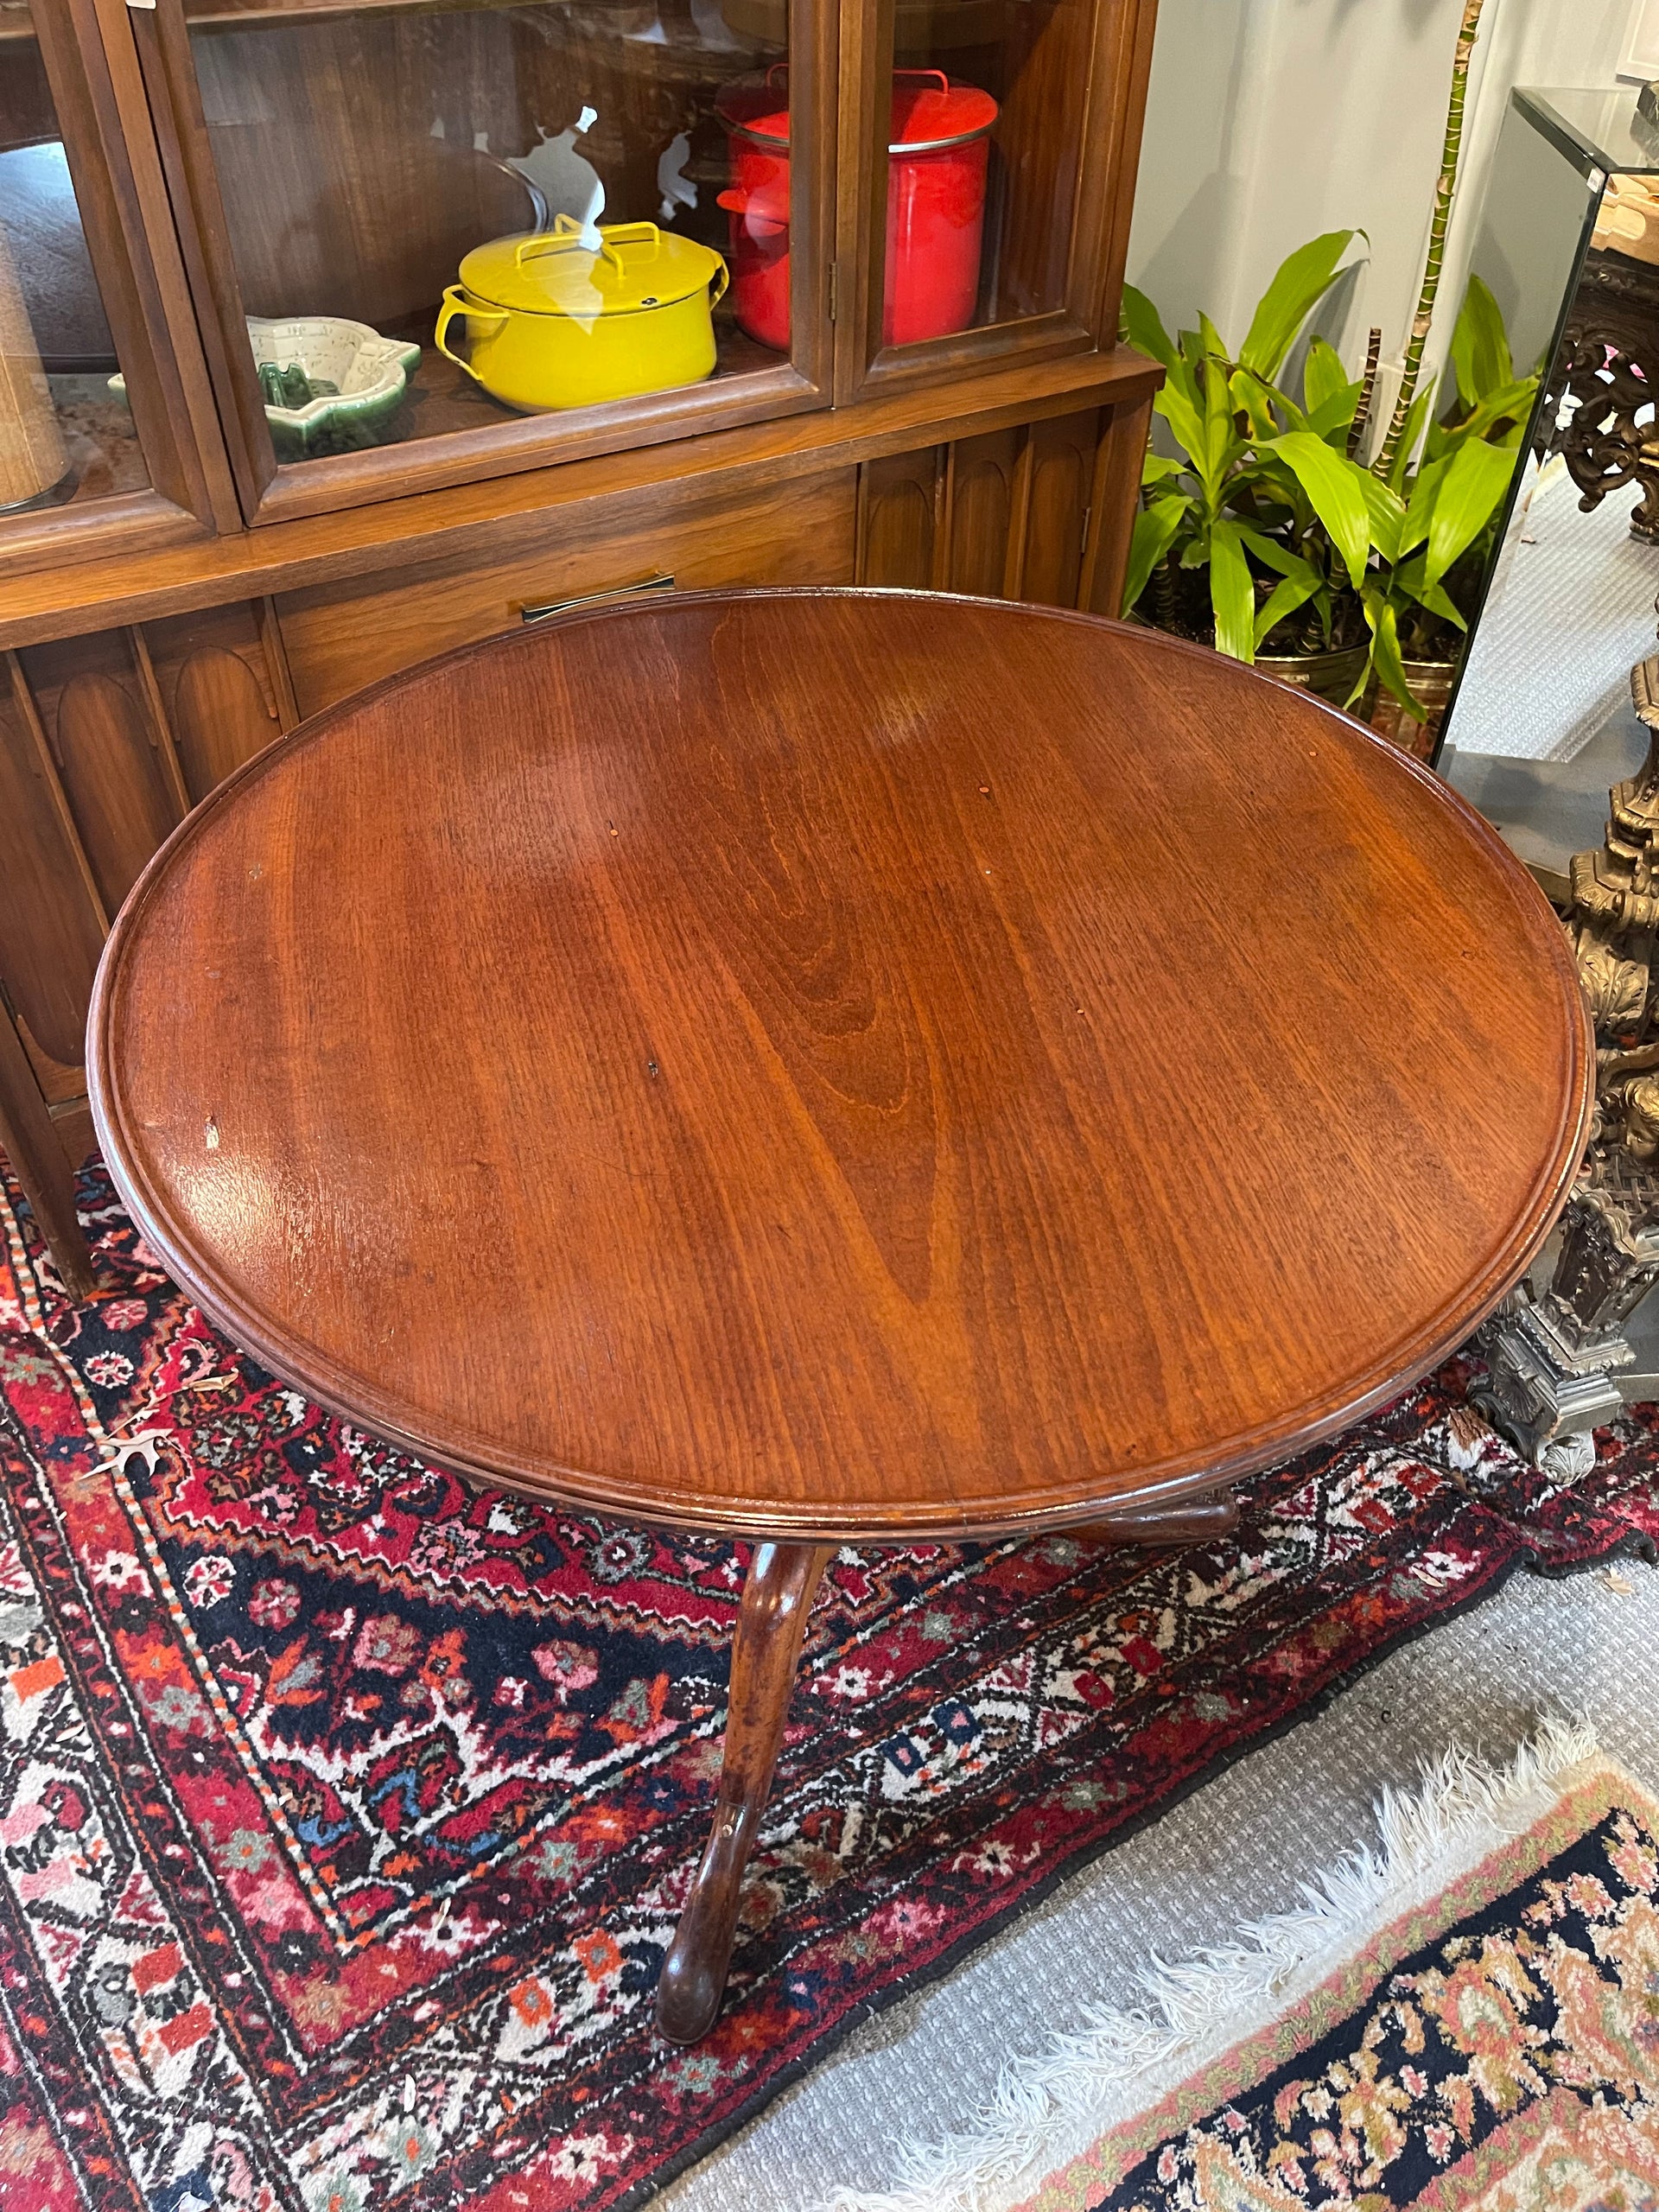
(458, 217, 725, 316)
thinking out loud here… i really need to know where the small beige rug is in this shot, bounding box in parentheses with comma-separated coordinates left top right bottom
(827, 1717, 1659, 2211)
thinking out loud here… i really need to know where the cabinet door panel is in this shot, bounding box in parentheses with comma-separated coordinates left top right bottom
(1, 0, 237, 576)
(837, 0, 1157, 401)
(143, 602, 292, 802)
(857, 410, 1108, 606)
(944, 429, 1019, 596)
(19, 635, 181, 913)
(1017, 409, 1098, 606)
(0, 663, 105, 1073)
(855, 449, 942, 590)
(276, 472, 857, 714)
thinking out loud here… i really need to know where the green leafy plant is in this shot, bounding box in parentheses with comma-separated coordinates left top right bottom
(1120, 245, 1536, 721)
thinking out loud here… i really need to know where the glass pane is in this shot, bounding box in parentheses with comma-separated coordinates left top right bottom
(1432, 92, 1603, 750)
(183, 0, 791, 464)
(873, 0, 1091, 349)
(0, 2, 149, 513)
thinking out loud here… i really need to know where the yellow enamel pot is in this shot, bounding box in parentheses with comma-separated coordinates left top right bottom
(435, 216, 728, 412)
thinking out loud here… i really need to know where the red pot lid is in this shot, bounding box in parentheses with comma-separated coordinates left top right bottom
(890, 77, 998, 150)
(718, 73, 996, 152)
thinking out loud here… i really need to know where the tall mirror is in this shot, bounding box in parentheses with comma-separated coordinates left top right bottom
(1444, 87, 1659, 1461)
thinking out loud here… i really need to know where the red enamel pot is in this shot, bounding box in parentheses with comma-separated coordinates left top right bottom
(716, 67, 997, 353)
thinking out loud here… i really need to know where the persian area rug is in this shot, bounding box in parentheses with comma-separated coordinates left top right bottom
(0, 1160, 1656, 2212)
(835, 1721, 1659, 2212)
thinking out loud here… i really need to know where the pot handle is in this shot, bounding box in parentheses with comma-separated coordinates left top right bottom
(590, 219, 664, 266)
(709, 252, 729, 308)
(434, 287, 505, 383)
(517, 216, 663, 276)
(893, 67, 951, 92)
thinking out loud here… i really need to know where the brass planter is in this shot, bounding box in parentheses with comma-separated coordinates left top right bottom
(1254, 643, 1368, 709)
(1137, 621, 1452, 762)
(1367, 658, 1458, 763)
(1129, 613, 1369, 709)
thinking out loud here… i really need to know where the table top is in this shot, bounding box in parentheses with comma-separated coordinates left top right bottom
(88, 589, 1592, 1541)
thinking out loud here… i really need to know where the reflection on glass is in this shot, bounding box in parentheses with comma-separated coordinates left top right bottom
(0, 3, 147, 513)
(1467, 98, 1602, 412)
(184, 0, 785, 460)
(877, 0, 1091, 348)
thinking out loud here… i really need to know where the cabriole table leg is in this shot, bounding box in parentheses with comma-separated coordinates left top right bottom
(656, 1538, 832, 2044)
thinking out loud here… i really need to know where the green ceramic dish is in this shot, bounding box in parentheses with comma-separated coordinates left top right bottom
(111, 315, 422, 461)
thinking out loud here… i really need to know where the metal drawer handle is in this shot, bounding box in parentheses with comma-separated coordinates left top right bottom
(519, 574, 676, 623)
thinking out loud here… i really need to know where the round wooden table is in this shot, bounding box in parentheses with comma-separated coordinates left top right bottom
(88, 588, 1592, 2043)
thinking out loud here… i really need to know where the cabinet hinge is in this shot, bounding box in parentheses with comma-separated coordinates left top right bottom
(829, 263, 839, 324)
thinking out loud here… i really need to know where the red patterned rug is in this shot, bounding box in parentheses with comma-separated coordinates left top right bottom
(0, 1158, 1655, 2212)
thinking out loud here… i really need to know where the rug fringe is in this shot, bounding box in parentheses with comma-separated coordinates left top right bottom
(819, 1713, 1601, 2212)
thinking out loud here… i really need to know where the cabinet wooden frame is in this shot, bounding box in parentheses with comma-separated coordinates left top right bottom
(0, 350, 1160, 650)
(0, 0, 238, 580)
(832, 0, 1157, 405)
(126, 0, 841, 529)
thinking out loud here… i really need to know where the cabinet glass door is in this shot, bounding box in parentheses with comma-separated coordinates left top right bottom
(843, 0, 1139, 391)
(0, 2, 149, 518)
(160, 0, 830, 518)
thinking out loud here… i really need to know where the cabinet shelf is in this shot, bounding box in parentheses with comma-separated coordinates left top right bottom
(342, 314, 791, 454)
(48, 379, 148, 505)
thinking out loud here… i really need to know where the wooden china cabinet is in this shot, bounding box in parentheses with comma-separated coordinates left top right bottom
(0, 0, 1161, 1291)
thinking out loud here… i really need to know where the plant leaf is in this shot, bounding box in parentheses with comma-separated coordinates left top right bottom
(1447, 376, 1540, 446)
(1141, 451, 1186, 486)
(1450, 272, 1512, 409)
(1236, 524, 1319, 581)
(1208, 521, 1256, 662)
(1268, 431, 1372, 588)
(1240, 366, 1309, 435)
(1253, 569, 1323, 649)
(1424, 435, 1522, 586)
(1248, 452, 1312, 522)
(1393, 554, 1468, 631)
(1358, 474, 1407, 567)
(1121, 493, 1192, 616)
(1302, 336, 1351, 417)
(1125, 286, 1204, 423)
(1398, 449, 1452, 556)
(1198, 310, 1229, 359)
(1230, 369, 1281, 442)
(1200, 357, 1243, 497)
(1306, 382, 1364, 443)
(1361, 588, 1427, 720)
(1121, 283, 1179, 372)
(1238, 231, 1358, 380)
(1153, 379, 1208, 474)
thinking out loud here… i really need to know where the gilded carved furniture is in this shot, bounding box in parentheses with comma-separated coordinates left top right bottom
(87, 587, 1592, 2041)
(1543, 243, 1659, 541)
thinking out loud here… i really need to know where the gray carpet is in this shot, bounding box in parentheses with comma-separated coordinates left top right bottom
(659, 1554, 1659, 2209)
(1451, 457, 1659, 761)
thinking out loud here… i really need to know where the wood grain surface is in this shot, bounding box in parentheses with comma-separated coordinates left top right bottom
(88, 589, 1592, 1540)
